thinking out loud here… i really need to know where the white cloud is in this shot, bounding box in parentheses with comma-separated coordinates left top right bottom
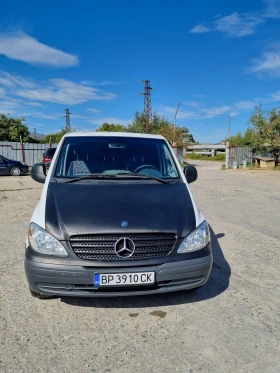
(189, 24, 211, 34)
(0, 31, 78, 67)
(71, 114, 90, 119)
(22, 112, 58, 119)
(0, 72, 116, 105)
(96, 81, 124, 86)
(0, 99, 21, 114)
(16, 78, 116, 105)
(26, 101, 43, 107)
(263, 0, 280, 18)
(0, 72, 36, 88)
(193, 94, 207, 98)
(189, 1, 280, 37)
(215, 13, 265, 37)
(87, 117, 132, 127)
(234, 100, 256, 109)
(228, 111, 240, 117)
(249, 50, 280, 77)
(202, 105, 231, 116)
(0, 87, 5, 98)
(263, 90, 280, 103)
(87, 108, 102, 113)
(183, 101, 201, 108)
(190, 12, 265, 37)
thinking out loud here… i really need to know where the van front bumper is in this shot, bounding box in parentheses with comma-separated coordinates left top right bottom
(25, 254, 213, 297)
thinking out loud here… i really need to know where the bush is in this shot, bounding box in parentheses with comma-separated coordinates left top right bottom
(185, 153, 226, 161)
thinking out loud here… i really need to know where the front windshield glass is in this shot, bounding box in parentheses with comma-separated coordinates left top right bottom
(54, 136, 180, 180)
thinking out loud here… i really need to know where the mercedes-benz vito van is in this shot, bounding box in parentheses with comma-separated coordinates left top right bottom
(25, 132, 212, 298)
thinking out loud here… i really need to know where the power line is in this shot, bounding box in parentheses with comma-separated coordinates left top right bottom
(91, 39, 280, 114)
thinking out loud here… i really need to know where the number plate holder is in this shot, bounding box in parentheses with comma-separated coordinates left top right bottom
(94, 272, 155, 286)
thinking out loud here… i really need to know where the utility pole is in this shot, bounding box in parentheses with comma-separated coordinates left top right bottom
(173, 102, 181, 142)
(64, 108, 71, 132)
(33, 128, 37, 139)
(141, 80, 152, 134)
(228, 114, 231, 140)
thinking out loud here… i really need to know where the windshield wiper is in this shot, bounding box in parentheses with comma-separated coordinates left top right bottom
(114, 172, 170, 184)
(63, 174, 115, 184)
(63, 172, 171, 184)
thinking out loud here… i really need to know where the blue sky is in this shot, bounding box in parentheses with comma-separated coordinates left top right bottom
(0, 0, 280, 142)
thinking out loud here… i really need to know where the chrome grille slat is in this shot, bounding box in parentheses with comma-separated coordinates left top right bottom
(70, 233, 176, 261)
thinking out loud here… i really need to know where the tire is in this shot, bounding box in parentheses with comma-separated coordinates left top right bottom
(10, 166, 21, 176)
(29, 288, 53, 299)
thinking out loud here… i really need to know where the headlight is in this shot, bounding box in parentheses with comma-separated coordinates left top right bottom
(28, 223, 68, 257)
(178, 221, 210, 253)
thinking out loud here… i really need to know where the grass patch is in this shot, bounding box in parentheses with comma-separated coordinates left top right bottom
(185, 153, 226, 161)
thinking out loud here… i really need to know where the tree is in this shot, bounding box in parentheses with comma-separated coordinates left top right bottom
(0, 114, 29, 142)
(126, 111, 194, 148)
(41, 129, 69, 144)
(127, 111, 170, 134)
(96, 123, 127, 132)
(248, 105, 280, 163)
(126, 112, 146, 133)
(229, 129, 254, 146)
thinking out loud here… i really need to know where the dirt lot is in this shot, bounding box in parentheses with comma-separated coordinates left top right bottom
(0, 163, 279, 373)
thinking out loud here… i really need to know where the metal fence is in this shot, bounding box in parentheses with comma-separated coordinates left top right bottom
(0, 142, 58, 167)
(229, 146, 252, 167)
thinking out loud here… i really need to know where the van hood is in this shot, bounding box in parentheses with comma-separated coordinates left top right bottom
(45, 181, 196, 241)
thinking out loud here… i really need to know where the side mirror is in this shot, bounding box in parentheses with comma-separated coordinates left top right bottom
(31, 163, 46, 184)
(183, 165, 198, 184)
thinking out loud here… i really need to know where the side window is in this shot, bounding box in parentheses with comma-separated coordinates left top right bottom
(162, 144, 179, 178)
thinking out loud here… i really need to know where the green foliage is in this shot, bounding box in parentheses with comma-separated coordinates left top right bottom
(229, 129, 254, 146)
(127, 111, 171, 134)
(127, 111, 194, 148)
(41, 129, 69, 144)
(127, 112, 147, 133)
(186, 153, 226, 161)
(0, 114, 29, 142)
(247, 105, 280, 160)
(28, 136, 41, 144)
(96, 122, 127, 132)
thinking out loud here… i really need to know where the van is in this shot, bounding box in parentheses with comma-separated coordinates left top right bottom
(25, 132, 212, 298)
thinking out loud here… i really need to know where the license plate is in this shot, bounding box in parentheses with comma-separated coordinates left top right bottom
(94, 272, 155, 286)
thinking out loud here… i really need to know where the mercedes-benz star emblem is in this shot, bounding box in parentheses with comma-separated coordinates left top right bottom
(115, 237, 135, 258)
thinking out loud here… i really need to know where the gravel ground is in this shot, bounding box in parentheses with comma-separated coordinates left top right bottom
(0, 163, 279, 373)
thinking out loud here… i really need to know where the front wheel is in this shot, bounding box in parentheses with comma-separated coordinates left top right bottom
(29, 288, 53, 299)
(10, 166, 21, 176)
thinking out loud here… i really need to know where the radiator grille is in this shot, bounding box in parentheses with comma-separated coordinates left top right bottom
(70, 233, 176, 261)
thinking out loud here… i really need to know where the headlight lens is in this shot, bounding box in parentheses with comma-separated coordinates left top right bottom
(178, 221, 210, 253)
(28, 223, 68, 257)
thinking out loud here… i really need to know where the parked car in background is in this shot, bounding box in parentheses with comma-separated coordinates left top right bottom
(42, 148, 56, 169)
(0, 155, 28, 176)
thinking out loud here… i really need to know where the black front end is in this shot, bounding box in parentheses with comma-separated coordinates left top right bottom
(25, 180, 212, 297)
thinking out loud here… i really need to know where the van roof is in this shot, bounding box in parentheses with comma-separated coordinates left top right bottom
(64, 132, 165, 140)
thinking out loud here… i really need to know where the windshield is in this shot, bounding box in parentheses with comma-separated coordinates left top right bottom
(54, 136, 180, 180)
